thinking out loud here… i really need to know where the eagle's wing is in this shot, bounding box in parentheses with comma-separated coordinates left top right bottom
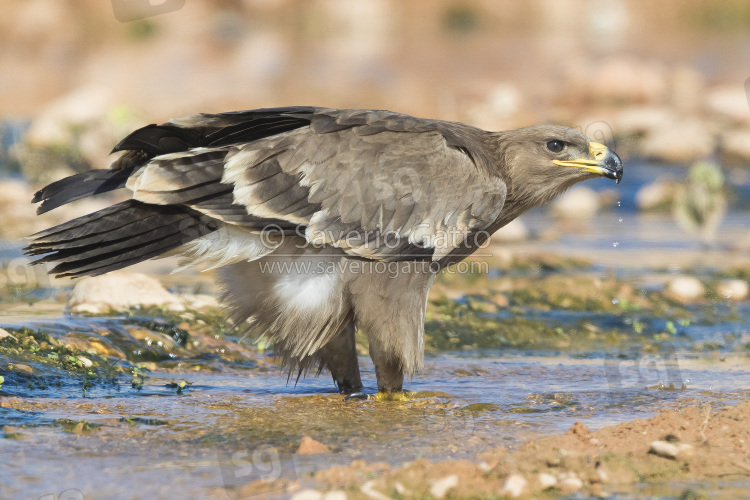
(126, 107, 507, 262)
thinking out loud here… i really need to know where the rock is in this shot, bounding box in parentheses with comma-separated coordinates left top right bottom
(67, 272, 185, 314)
(290, 490, 323, 500)
(8, 363, 33, 374)
(556, 472, 583, 493)
(494, 218, 529, 242)
(499, 473, 527, 498)
(635, 180, 679, 211)
(361, 480, 390, 500)
(25, 85, 114, 146)
(322, 491, 347, 500)
(667, 276, 705, 302)
(705, 85, 750, 124)
(429, 474, 458, 499)
(0, 328, 18, 342)
(614, 106, 674, 136)
(550, 187, 601, 219)
(296, 436, 330, 454)
(670, 65, 704, 113)
(720, 128, 750, 162)
(179, 293, 221, 310)
(537, 472, 557, 489)
(0, 179, 40, 239)
(77, 356, 93, 368)
(641, 117, 714, 163)
(717, 279, 749, 301)
(649, 440, 694, 460)
(585, 56, 667, 104)
(486, 83, 523, 118)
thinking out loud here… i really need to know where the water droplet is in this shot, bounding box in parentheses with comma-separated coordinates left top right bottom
(612, 241, 619, 248)
(618, 217, 623, 223)
(617, 201, 621, 207)
(612, 299, 619, 305)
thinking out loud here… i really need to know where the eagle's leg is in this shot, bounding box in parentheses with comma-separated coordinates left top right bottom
(316, 322, 362, 394)
(368, 340, 404, 392)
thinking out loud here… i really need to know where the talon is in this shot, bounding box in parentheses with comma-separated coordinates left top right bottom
(343, 391, 370, 401)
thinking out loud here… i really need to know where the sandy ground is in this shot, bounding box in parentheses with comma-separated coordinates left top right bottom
(229, 400, 750, 499)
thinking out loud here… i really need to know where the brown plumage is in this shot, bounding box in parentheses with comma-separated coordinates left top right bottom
(26, 106, 622, 394)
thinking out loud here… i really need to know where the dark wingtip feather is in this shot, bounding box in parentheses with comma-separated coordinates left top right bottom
(33, 169, 134, 215)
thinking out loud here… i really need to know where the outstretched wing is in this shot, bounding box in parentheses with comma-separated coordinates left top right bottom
(126, 107, 507, 262)
(27, 107, 507, 277)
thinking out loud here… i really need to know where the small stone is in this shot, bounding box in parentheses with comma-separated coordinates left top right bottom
(322, 492, 347, 500)
(494, 218, 529, 242)
(705, 85, 750, 123)
(361, 480, 390, 500)
(641, 117, 713, 163)
(635, 181, 679, 212)
(67, 272, 185, 314)
(290, 490, 323, 500)
(77, 356, 93, 368)
(8, 363, 33, 374)
(429, 474, 458, 499)
(499, 473, 528, 498)
(667, 276, 705, 302)
(0, 329, 18, 342)
(537, 472, 557, 489)
(649, 440, 693, 460)
(721, 128, 750, 162)
(556, 472, 583, 493)
(296, 436, 330, 454)
(717, 279, 749, 301)
(551, 187, 601, 219)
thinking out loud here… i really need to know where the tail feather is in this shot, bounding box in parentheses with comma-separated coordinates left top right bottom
(32, 168, 134, 215)
(25, 200, 218, 278)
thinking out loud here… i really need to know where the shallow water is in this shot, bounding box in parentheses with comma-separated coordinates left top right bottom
(1, 308, 748, 499)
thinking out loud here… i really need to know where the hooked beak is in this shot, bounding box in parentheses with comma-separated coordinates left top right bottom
(552, 142, 624, 184)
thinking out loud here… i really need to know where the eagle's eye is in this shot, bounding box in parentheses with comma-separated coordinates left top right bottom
(546, 140, 565, 153)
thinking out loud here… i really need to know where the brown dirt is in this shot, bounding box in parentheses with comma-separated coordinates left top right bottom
(240, 401, 750, 498)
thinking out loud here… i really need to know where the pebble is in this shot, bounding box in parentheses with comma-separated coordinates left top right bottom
(67, 272, 185, 314)
(0, 328, 18, 342)
(649, 440, 694, 460)
(8, 363, 33, 374)
(550, 187, 601, 219)
(667, 276, 705, 302)
(717, 279, 749, 301)
(290, 490, 323, 500)
(499, 473, 528, 498)
(493, 218, 529, 242)
(537, 472, 557, 489)
(556, 472, 583, 493)
(77, 356, 94, 368)
(361, 480, 390, 500)
(296, 436, 330, 454)
(429, 474, 458, 499)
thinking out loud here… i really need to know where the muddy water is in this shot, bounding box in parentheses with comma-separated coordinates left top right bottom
(1, 310, 748, 499)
